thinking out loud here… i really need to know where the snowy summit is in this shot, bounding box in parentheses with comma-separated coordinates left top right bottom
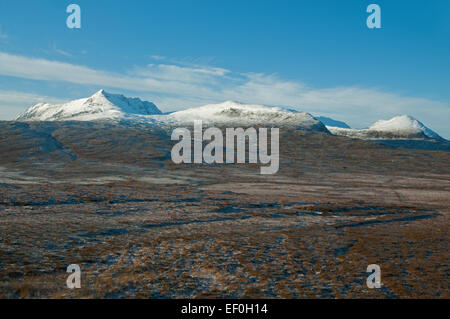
(327, 115, 442, 140)
(369, 115, 441, 139)
(16, 90, 162, 121)
(166, 101, 327, 131)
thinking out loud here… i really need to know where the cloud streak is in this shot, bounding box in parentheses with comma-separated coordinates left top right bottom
(0, 90, 67, 120)
(0, 51, 449, 138)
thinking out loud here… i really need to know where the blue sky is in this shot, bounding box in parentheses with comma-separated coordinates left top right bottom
(0, 0, 449, 137)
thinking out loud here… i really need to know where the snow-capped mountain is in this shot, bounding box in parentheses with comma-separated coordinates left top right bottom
(16, 93, 328, 131)
(165, 101, 328, 131)
(369, 115, 441, 139)
(15, 91, 443, 140)
(328, 115, 442, 140)
(16, 90, 162, 121)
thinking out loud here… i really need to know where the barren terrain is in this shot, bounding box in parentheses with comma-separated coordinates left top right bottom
(0, 121, 448, 298)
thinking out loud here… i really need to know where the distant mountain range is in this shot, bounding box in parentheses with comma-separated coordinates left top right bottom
(15, 90, 444, 141)
(16, 90, 328, 132)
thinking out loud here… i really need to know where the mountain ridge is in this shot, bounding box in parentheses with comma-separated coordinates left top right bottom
(165, 100, 328, 131)
(15, 91, 329, 132)
(14, 90, 445, 141)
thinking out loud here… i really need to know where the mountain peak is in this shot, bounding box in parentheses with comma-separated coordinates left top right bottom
(93, 89, 106, 96)
(328, 114, 442, 140)
(16, 91, 162, 121)
(369, 115, 441, 139)
(370, 114, 417, 128)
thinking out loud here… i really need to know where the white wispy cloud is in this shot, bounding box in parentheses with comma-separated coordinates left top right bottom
(51, 43, 73, 57)
(0, 90, 67, 120)
(0, 52, 227, 99)
(0, 51, 449, 137)
(0, 90, 66, 105)
(131, 64, 231, 85)
(149, 55, 166, 61)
